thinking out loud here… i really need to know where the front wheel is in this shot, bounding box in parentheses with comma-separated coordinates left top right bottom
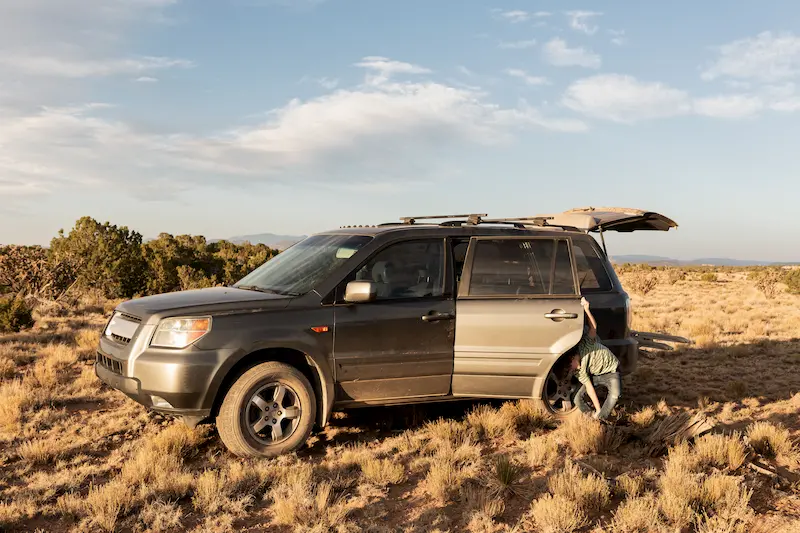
(217, 362, 316, 458)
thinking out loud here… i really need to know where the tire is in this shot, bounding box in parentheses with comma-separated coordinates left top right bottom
(217, 362, 316, 458)
(535, 363, 609, 420)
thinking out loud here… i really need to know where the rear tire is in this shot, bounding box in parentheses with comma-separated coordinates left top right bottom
(217, 362, 316, 458)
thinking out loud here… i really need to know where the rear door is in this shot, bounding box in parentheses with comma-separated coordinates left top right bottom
(451, 237, 584, 398)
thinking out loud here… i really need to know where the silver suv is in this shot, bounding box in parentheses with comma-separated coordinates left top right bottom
(95, 207, 678, 457)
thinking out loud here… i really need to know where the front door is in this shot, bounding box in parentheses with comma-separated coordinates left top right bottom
(452, 237, 584, 398)
(333, 239, 455, 403)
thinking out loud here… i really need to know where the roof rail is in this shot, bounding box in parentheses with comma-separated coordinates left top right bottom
(490, 217, 583, 232)
(399, 213, 488, 225)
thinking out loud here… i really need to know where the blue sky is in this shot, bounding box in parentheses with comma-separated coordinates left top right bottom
(2, 1, 799, 261)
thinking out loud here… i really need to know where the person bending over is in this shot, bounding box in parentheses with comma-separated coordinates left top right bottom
(570, 297, 621, 420)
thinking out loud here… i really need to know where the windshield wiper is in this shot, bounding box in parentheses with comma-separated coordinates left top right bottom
(235, 285, 280, 294)
(234, 285, 300, 297)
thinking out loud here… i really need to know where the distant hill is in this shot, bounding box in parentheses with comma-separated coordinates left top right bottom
(224, 233, 305, 250)
(611, 255, 794, 267)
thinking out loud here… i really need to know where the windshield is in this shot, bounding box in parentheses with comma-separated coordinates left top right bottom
(233, 234, 372, 295)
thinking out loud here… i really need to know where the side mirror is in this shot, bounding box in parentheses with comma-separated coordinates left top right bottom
(344, 281, 377, 303)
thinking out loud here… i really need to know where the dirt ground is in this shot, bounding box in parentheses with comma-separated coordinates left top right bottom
(1, 269, 798, 532)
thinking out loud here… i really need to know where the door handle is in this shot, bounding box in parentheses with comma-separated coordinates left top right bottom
(544, 310, 579, 320)
(422, 312, 455, 322)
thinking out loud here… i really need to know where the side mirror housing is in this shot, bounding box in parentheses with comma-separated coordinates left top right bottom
(344, 281, 377, 303)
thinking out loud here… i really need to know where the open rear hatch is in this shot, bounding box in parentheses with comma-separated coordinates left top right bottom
(533, 207, 678, 233)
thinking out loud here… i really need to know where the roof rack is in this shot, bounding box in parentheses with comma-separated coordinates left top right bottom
(399, 213, 488, 225)
(489, 217, 583, 232)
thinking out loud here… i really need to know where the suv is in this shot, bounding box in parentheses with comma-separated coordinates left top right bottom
(95, 208, 677, 457)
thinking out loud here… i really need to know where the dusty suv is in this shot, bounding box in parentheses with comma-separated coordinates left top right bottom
(95, 208, 677, 457)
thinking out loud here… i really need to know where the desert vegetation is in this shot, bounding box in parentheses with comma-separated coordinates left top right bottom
(1, 221, 799, 532)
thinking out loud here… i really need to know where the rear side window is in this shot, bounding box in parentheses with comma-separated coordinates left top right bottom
(466, 238, 576, 296)
(572, 239, 613, 293)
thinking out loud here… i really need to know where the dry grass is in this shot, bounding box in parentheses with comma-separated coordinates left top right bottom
(556, 413, 607, 455)
(694, 432, 747, 470)
(629, 405, 657, 428)
(548, 460, 611, 512)
(747, 421, 796, 460)
(359, 457, 405, 486)
(525, 434, 560, 469)
(609, 494, 661, 533)
(528, 494, 587, 533)
(3, 273, 799, 532)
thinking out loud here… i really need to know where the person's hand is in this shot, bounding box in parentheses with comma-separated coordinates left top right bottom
(592, 410, 601, 420)
(581, 297, 590, 310)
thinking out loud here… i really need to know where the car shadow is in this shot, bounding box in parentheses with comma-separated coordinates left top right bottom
(623, 338, 800, 410)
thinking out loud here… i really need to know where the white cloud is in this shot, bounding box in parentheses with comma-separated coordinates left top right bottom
(543, 38, 601, 69)
(0, 55, 192, 78)
(135, 76, 159, 83)
(702, 31, 800, 82)
(693, 94, 764, 119)
(498, 39, 537, 50)
(563, 74, 691, 122)
(494, 10, 530, 23)
(0, 60, 586, 197)
(354, 56, 431, 84)
(566, 10, 602, 36)
(609, 29, 626, 46)
(316, 77, 339, 90)
(504, 69, 549, 86)
(457, 66, 474, 77)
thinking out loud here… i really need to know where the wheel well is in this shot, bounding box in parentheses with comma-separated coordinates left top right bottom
(210, 348, 324, 426)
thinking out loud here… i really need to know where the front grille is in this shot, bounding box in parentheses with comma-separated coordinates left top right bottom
(117, 312, 141, 323)
(111, 333, 131, 345)
(96, 353, 124, 375)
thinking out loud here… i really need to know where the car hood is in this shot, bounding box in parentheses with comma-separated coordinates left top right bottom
(116, 286, 291, 320)
(533, 207, 678, 233)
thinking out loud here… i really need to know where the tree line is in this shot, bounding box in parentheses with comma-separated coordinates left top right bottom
(0, 216, 280, 301)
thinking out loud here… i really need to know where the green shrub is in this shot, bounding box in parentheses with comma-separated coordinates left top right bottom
(0, 297, 35, 333)
(700, 272, 718, 283)
(749, 269, 782, 299)
(783, 269, 800, 295)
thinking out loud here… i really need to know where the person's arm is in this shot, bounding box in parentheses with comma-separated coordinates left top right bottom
(581, 297, 597, 339)
(578, 352, 603, 414)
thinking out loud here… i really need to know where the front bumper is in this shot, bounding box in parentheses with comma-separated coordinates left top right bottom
(603, 337, 638, 375)
(95, 332, 238, 418)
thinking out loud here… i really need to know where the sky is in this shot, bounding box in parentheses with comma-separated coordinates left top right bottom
(1, 0, 799, 261)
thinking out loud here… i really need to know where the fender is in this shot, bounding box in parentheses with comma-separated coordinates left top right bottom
(202, 332, 336, 427)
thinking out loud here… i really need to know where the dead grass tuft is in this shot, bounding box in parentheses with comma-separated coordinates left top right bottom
(359, 457, 405, 486)
(525, 434, 560, 469)
(137, 500, 183, 533)
(528, 494, 587, 533)
(747, 421, 795, 460)
(466, 404, 510, 441)
(0, 379, 29, 433)
(615, 472, 644, 498)
(17, 437, 65, 465)
(658, 442, 702, 529)
(624, 272, 659, 295)
(557, 413, 605, 455)
(270, 471, 356, 532)
(694, 433, 747, 471)
(498, 399, 556, 436)
(629, 406, 657, 429)
(0, 356, 15, 379)
(548, 460, 610, 512)
(84, 480, 132, 532)
(609, 494, 662, 533)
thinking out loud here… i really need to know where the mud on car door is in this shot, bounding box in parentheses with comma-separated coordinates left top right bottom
(451, 237, 584, 400)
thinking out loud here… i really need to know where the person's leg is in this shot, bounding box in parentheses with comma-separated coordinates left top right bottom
(574, 384, 592, 413)
(594, 372, 621, 420)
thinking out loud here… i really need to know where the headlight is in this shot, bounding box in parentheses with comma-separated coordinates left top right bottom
(151, 317, 212, 349)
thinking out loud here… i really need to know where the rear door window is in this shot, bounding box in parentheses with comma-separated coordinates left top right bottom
(465, 238, 576, 297)
(572, 239, 613, 293)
